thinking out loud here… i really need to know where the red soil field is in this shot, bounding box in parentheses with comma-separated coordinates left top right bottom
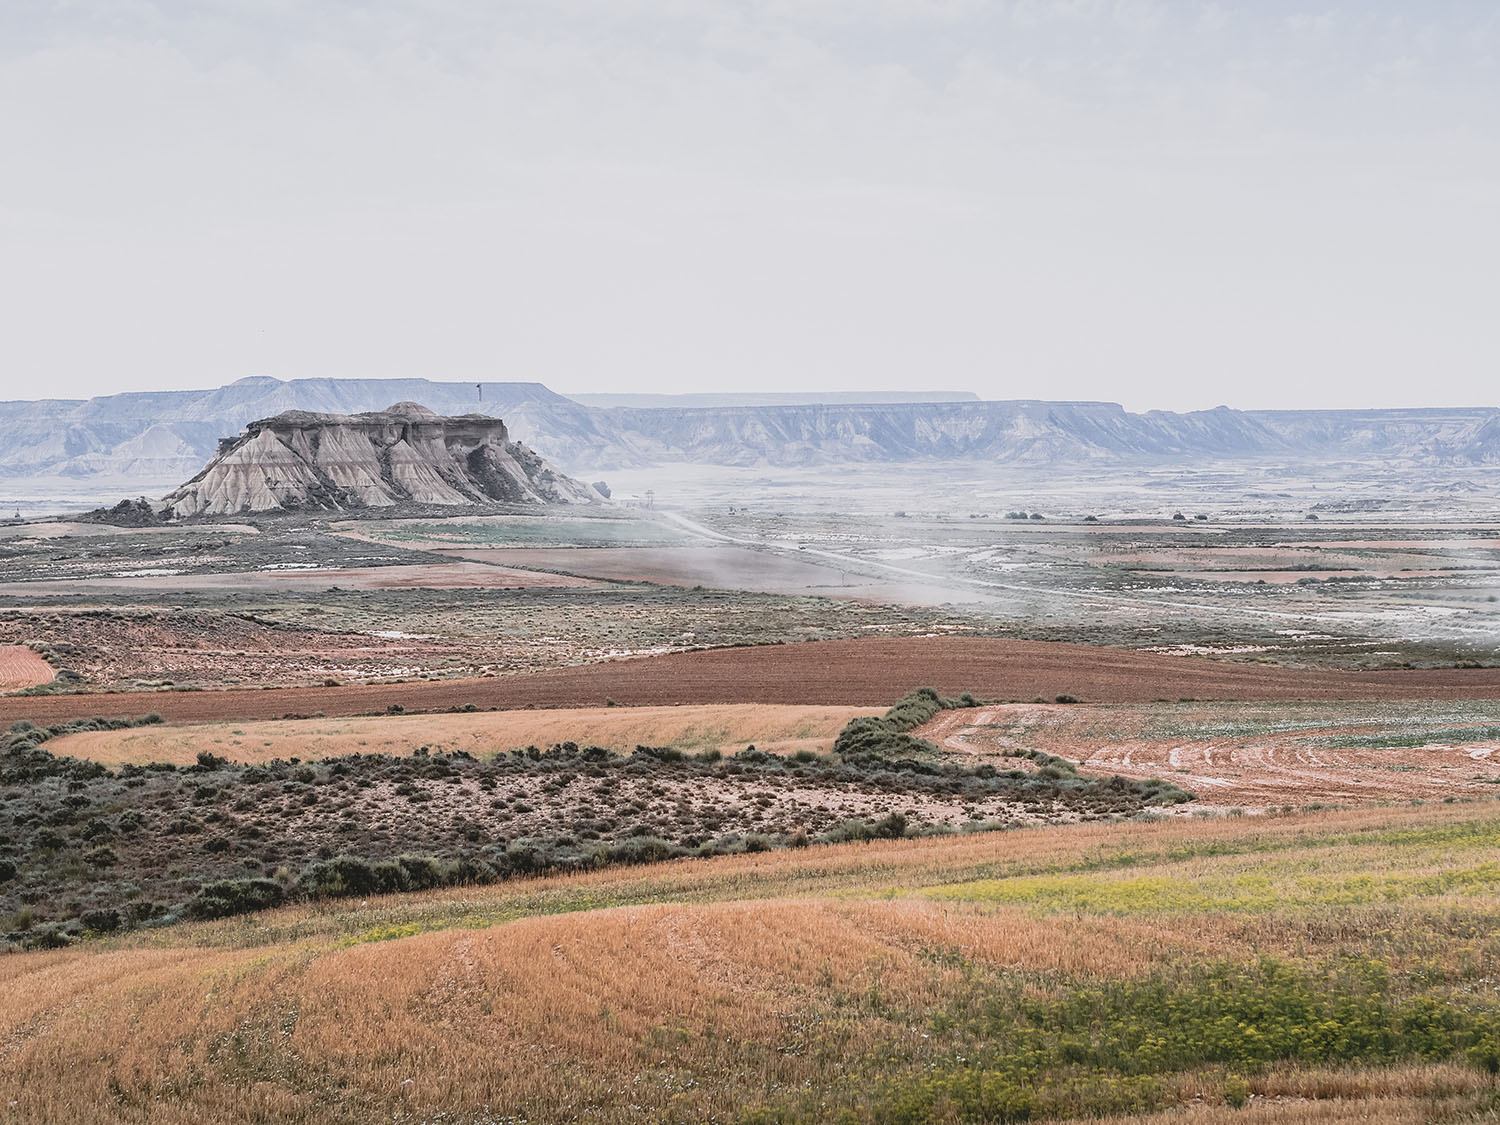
(2, 636, 1500, 726)
(0, 645, 53, 692)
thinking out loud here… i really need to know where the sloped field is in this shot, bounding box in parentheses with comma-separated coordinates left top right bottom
(2, 802, 1499, 1123)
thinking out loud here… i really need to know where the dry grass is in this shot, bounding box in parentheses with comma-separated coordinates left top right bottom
(2, 800, 1498, 1123)
(44, 703, 879, 766)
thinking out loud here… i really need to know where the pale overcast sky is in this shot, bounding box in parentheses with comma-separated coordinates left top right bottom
(1, 1, 1496, 410)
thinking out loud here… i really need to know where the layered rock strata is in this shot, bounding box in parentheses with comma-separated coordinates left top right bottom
(159, 403, 596, 517)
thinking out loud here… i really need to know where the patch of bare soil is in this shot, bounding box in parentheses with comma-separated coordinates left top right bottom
(0, 561, 599, 594)
(437, 546, 959, 603)
(1173, 569, 1473, 584)
(0, 522, 260, 540)
(917, 702, 1500, 809)
(0, 645, 53, 691)
(0, 609, 484, 690)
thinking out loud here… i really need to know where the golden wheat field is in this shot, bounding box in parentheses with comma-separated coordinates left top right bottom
(2, 799, 1499, 1123)
(44, 703, 878, 766)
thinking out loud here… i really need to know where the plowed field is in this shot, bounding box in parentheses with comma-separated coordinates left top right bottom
(917, 700, 1500, 808)
(0, 645, 53, 691)
(3, 636, 1500, 725)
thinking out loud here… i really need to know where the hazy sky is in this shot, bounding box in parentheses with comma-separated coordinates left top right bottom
(2, 1, 1497, 411)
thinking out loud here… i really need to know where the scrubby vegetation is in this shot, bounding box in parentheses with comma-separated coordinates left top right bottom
(832, 687, 978, 758)
(0, 699, 1187, 946)
(849, 955, 1500, 1124)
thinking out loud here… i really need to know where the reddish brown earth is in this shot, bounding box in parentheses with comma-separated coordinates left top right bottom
(3, 636, 1500, 725)
(0, 645, 53, 691)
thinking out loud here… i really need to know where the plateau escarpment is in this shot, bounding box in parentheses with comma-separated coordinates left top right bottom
(158, 403, 597, 517)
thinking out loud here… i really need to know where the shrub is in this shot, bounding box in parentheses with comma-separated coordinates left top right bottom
(1223, 1074, 1250, 1109)
(188, 878, 285, 920)
(821, 819, 875, 845)
(833, 688, 962, 759)
(80, 908, 122, 933)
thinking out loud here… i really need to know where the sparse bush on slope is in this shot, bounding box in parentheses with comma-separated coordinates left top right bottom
(0, 695, 1191, 944)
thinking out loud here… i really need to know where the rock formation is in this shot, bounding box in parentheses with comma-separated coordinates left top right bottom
(158, 403, 598, 518)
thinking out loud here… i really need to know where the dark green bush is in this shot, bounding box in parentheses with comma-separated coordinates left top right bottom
(833, 688, 969, 759)
(188, 878, 286, 920)
(80, 908, 121, 933)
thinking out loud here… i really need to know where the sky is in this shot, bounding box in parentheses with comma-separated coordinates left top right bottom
(1, 1, 1497, 412)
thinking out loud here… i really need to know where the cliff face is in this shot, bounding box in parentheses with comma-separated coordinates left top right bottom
(159, 403, 597, 518)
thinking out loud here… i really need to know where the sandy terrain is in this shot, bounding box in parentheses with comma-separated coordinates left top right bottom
(437, 545, 962, 604)
(1173, 569, 1469, 584)
(917, 701, 1500, 808)
(0, 522, 260, 539)
(48, 703, 878, 766)
(0, 645, 53, 691)
(1281, 539, 1500, 550)
(7, 636, 1500, 726)
(0, 561, 599, 594)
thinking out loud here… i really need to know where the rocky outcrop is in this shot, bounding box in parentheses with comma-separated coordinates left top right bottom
(158, 404, 598, 518)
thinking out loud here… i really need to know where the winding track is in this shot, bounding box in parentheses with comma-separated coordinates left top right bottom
(3, 636, 1500, 726)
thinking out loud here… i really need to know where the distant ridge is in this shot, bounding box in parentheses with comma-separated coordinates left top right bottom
(5, 378, 1500, 497)
(566, 390, 981, 408)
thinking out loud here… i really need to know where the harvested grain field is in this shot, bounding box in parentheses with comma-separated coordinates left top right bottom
(0, 644, 52, 691)
(48, 703, 877, 766)
(4, 801, 1500, 1123)
(917, 698, 1500, 808)
(5, 636, 1500, 726)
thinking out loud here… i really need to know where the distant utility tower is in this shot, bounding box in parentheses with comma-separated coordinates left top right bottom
(645, 489, 655, 510)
